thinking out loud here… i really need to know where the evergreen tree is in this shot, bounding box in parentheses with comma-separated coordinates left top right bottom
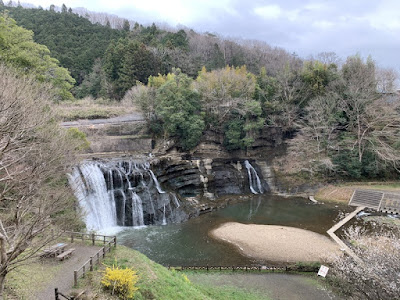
(61, 3, 67, 13)
(0, 13, 75, 99)
(122, 19, 130, 31)
(156, 69, 205, 150)
(3, 6, 124, 85)
(118, 41, 159, 96)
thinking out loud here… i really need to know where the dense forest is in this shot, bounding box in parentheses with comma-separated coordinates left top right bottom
(0, 2, 399, 180)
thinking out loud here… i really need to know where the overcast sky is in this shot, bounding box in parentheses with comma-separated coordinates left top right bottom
(24, 0, 400, 71)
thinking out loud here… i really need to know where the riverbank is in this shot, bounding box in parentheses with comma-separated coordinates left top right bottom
(314, 183, 400, 203)
(210, 222, 341, 263)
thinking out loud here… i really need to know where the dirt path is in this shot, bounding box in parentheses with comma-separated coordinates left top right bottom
(188, 273, 342, 300)
(35, 243, 101, 300)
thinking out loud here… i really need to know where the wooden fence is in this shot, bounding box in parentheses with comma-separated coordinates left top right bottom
(55, 288, 86, 300)
(169, 264, 319, 273)
(61, 231, 116, 287)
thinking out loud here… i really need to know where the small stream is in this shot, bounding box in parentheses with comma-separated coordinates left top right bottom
(118, 195, 351, 266)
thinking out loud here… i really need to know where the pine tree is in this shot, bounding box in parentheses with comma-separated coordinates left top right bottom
(122, 19, 130, 31)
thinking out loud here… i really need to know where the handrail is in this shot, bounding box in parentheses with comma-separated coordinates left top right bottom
(168, 264, 319, 272)
(72, 234, 116, 287)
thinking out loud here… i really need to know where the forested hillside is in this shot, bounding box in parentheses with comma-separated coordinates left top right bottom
(1, 3, 296, 99)
(2, 5, 125, 84)
(1, 2, 399, 181)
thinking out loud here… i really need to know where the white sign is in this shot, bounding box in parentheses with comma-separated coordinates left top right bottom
(317, 265, 329, 277)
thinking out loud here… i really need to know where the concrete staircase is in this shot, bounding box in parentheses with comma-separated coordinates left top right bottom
(349, 189, 383, 210)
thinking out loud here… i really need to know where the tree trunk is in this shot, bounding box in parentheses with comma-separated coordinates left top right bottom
(0, 271, 7, 300)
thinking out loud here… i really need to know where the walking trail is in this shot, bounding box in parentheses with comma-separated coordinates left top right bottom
(188, 272, 342, 300)
(35, 243, 101, 300)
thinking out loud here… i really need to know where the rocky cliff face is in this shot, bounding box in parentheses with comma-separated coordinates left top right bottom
(154, 156, 270, 199)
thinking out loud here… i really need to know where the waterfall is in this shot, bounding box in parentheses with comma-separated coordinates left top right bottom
(69, 163, 117, 231)
(149, 170, 166, 194)
(162, 204, 167, 225)
(171, 193, 180, 208)
(69, 159, 185, 231)
(119, 190, 126, 226)
(244, 160, 264, 194)
(131, 192, 144, 226)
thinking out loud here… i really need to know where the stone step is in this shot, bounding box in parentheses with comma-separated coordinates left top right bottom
(349, 189, 383, 210)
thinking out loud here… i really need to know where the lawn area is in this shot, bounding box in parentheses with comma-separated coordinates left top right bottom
(314, 182, 400, 203)
(5, 258, 62, 299)
(75, 245, 266, 300)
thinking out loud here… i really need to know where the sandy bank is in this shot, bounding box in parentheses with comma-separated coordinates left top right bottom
(210, 222, 340, 262)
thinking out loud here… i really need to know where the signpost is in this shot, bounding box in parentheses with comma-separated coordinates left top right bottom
(318, 265, 329, 277)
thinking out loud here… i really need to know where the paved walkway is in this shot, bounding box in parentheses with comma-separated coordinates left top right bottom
(35, 243, 101, 300)
(188, 273, 342, 300)
(60, 112, 144, 127)
(327, 206, 365, 263)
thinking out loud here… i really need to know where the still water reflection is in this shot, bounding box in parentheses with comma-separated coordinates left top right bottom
(118, 195, 350, 266)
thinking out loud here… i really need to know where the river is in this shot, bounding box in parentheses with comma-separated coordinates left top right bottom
(117, 194, 351, 266)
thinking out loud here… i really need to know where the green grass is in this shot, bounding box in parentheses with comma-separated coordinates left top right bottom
(5, 260, 62, 300)
(76, 246, 267, 299)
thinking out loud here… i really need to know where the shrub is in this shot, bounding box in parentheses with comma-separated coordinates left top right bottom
(101, 265, 139, 299)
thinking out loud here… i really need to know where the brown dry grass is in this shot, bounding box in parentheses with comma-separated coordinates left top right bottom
(56, 97, 139, 121)
(315, 183, 400, 203)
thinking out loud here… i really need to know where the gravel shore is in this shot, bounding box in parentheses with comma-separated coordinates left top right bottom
(210, 222, 340, 262)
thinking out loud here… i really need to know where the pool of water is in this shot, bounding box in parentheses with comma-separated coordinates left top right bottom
(118, 194, 351, 266)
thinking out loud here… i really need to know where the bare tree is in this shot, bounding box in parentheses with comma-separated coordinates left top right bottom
(375, 67, 398, 93)
(340, 56, 400, 164)
(331, 227, 400, 300)
(0, 65, 78, 298)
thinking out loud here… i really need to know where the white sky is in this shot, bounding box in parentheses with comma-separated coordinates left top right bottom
(23, 0, 400, 71)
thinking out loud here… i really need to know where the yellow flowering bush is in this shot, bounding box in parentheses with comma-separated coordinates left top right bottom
(101, 265, 139, 299)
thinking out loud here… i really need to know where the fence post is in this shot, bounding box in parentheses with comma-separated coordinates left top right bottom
(92, 233, 95, 246)
(71, 234, 74, 243)
(103, 235, 106, 244)
(97, 252, 100, 264)
(90, 257, 93, 272)
(74, 270, 78, 287)
(114, 236, 117, 248)
(55, 288, 59, 300)
(82, 265, 86, 278)
(103, 247, 106, 258)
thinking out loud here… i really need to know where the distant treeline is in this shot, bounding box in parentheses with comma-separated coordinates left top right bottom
(1, 3, 297, 100)
(1, 3, 400, 180)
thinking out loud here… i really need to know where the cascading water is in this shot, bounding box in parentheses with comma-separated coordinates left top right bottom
(149, 170, 166, 194)
(131, 192, 144, 226)
(69, 159, 187, 231)
(244, 160, 264, 194)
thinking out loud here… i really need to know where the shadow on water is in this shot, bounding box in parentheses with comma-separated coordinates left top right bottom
(118, 194, 351, 266)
